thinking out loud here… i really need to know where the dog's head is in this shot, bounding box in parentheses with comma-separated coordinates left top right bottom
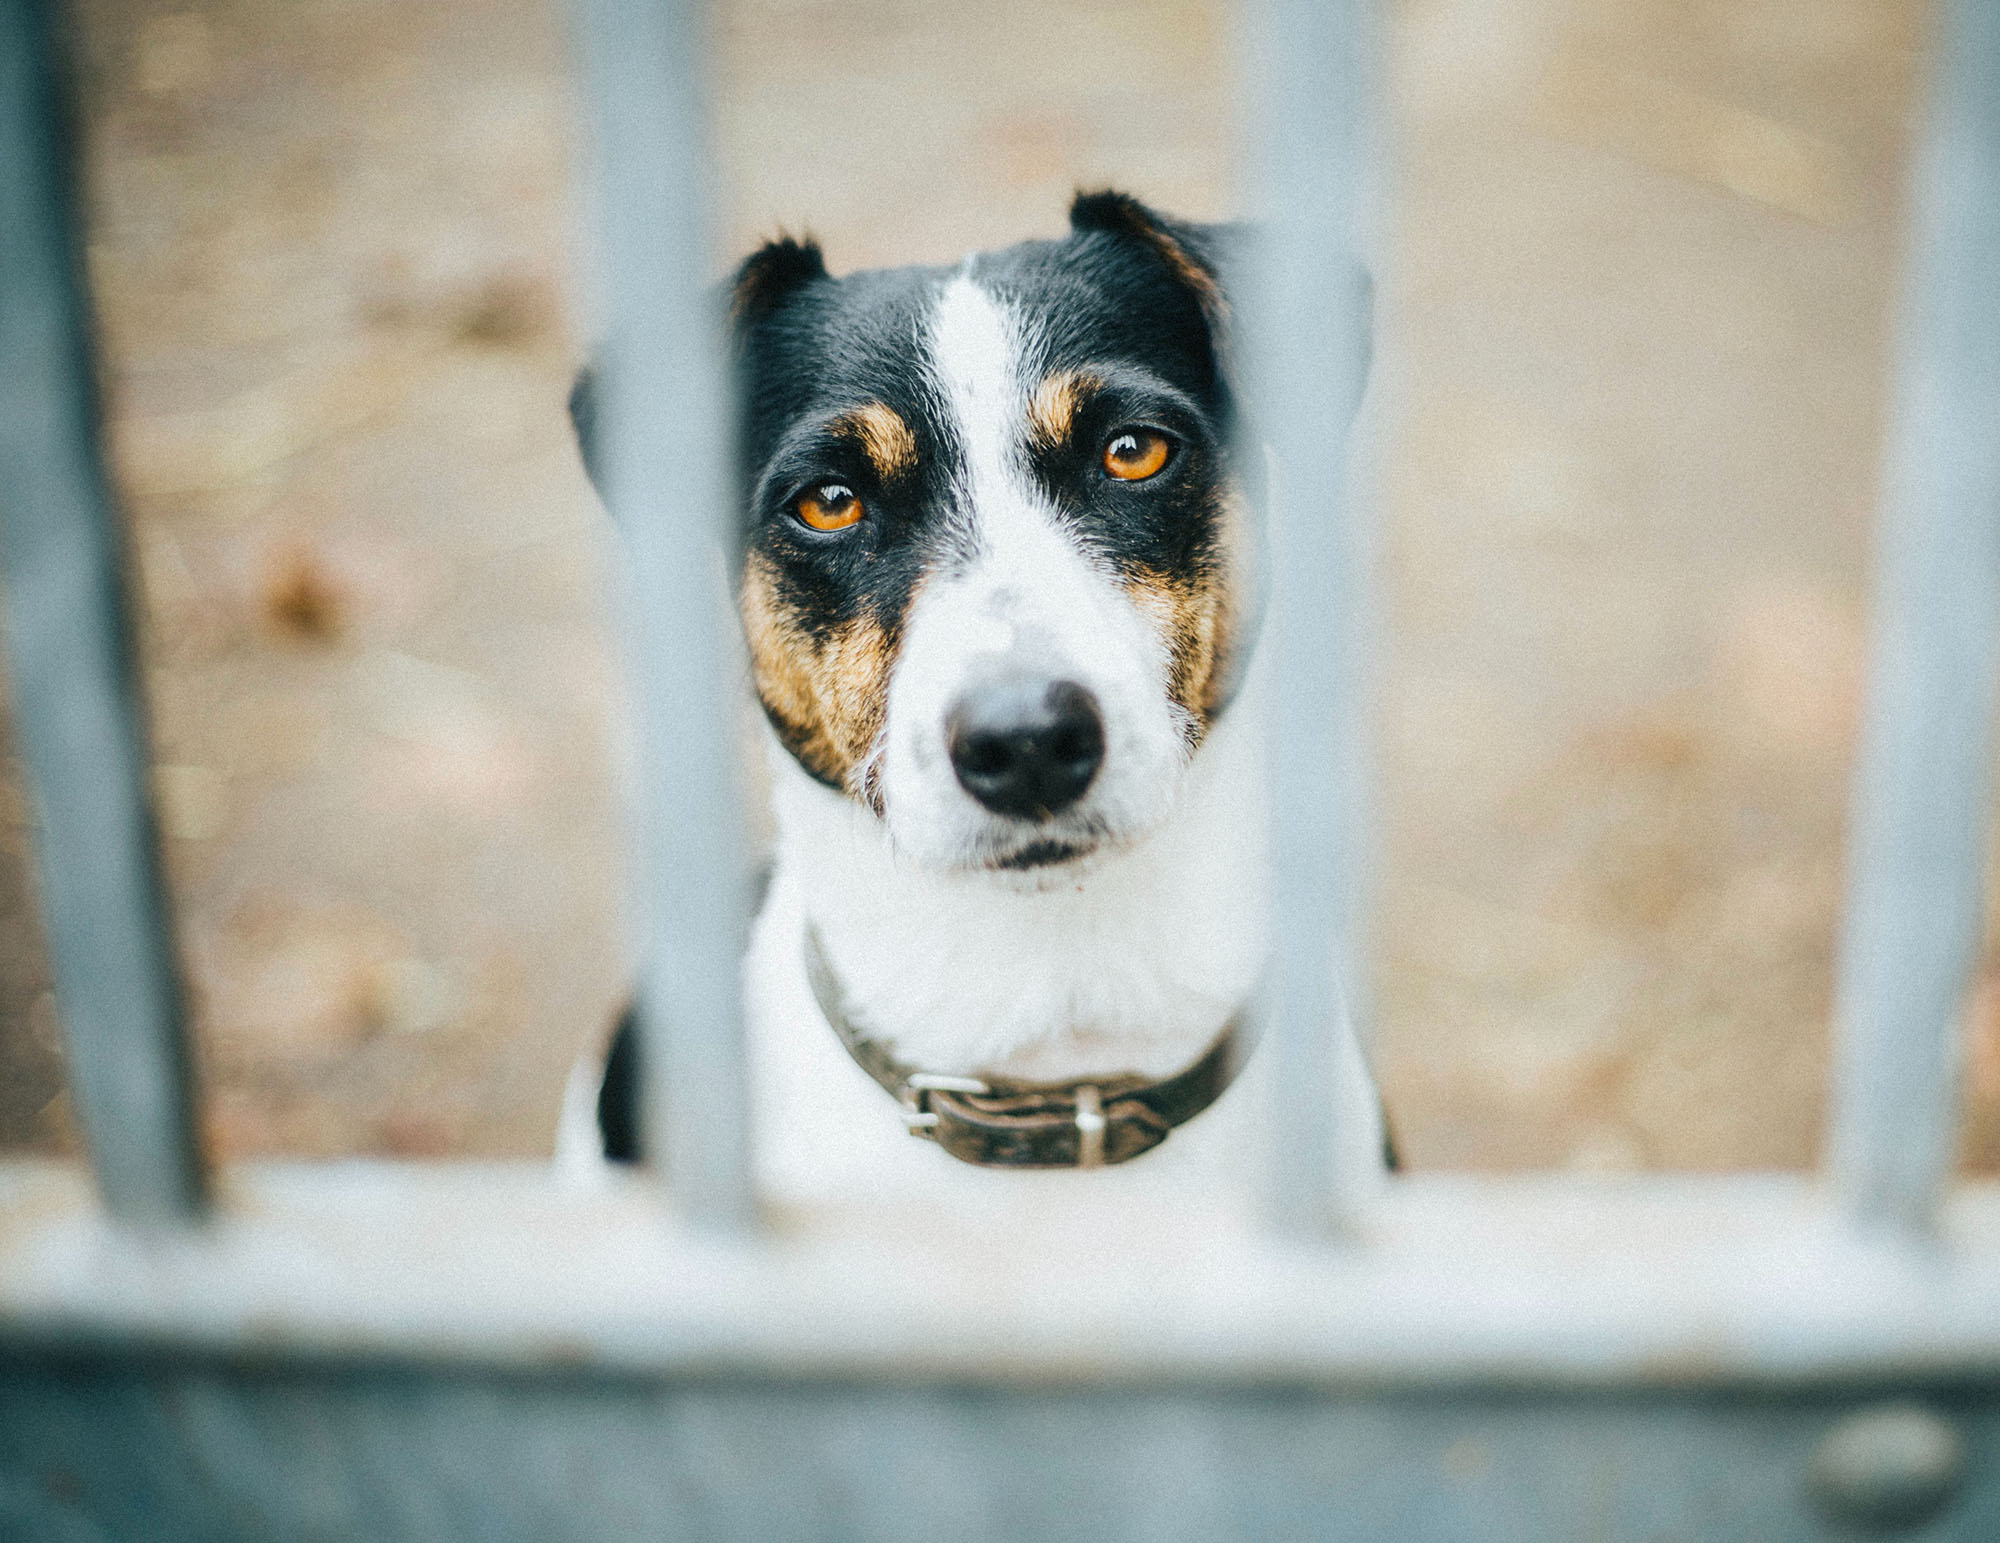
(726, 192, 1263, 875)
(573, 193, 1263, 874)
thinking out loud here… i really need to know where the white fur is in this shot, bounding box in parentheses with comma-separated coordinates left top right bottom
(878, 274, 1191, 871)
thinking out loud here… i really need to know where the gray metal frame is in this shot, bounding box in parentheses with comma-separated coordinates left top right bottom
(578, 0, 755, 1230)
(1829, 0, 2000, 1236)
(0, 0, 205, 1225)
(2, 0, 2000, 1535)
(1243, 0, 1383, 1238)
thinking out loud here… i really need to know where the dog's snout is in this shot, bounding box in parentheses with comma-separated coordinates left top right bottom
(946, 678, 1104, 820)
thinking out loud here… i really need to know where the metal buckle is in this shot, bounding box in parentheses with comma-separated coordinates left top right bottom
(899, 1072, 989, 1136)
(1075, 1084, 1105, 1168)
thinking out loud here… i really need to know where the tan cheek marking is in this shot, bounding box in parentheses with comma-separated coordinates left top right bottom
(1027, 370, 1101, 451)
(1202, 484, 1250, 715)
(740, 552, 896, 795)
(1123, 567, 1225, 742)
(837, 402, 918, 480)
(740, 554, 830, 779)
(816, 615, 894, 786)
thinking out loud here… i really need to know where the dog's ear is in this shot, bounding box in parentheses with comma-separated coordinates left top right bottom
(729, 234, 827, 334)
(1068, 189, 1373, 408)
(569, 237, 826, 495)
(1069, 190, 1238, 366)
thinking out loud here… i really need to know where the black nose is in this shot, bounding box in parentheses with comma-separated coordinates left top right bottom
(946, 678, 1105, 819)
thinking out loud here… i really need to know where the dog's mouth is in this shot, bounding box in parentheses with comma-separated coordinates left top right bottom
(990, 837, 1098, 871)
(965, 806, 1118, 874)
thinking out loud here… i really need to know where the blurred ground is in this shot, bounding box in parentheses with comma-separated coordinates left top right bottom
(6, 0, 1996, 1173)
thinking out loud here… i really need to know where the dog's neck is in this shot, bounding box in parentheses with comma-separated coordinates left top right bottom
(767, 647, 1273, 1084)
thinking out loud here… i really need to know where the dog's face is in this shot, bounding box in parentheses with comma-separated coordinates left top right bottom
(732, 193, 1257, 874)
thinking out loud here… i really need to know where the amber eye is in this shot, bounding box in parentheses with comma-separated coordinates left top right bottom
(796, 482, 864, 532)
(1102, 429, 1172, 481)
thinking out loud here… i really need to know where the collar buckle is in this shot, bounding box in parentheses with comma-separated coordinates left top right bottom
(899, 1071, 989, 1136)
(1074, 1084, 1106, 1168)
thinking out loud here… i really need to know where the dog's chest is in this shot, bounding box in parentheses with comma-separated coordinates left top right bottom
(743, 863, 1279, 1212)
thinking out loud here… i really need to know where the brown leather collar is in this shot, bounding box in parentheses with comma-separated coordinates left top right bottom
(803, 924, 1257, 1169)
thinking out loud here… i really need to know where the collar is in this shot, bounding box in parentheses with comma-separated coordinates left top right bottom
(802, 922, 1257, 1169)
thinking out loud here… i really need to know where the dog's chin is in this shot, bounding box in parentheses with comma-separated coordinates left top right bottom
(973, 835, 1113, 891)
(991, 838, 1098, 872)
(880, 805, 1124, 885)
(961, 806, 1164, 886)
(875, 769, 1199, 881)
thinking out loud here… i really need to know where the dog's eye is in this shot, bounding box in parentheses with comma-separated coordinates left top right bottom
(795, 482, 865, 532)
(1102, 429, 1172, 482)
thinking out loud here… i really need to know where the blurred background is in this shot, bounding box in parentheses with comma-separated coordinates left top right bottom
(3, 0, 1992, 1175)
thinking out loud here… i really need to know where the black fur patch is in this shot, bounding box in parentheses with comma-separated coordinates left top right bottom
(597, 1003, 641, 1164)
(567, 365, 600, 490)
(1068, 188, 1239, 363)
(729, 192, 1255, 785)
(730, 235, 828, 330)
(596, 867, 773, 1163)
(731, 258, 963, 786)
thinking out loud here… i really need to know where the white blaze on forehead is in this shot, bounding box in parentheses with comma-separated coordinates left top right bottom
(924, 271, 1098, 646)
(876, 268, 1190, 870)
(929, 272, 1023, 519)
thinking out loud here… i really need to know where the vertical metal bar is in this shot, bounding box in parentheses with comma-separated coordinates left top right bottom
(576, 0, 754, 1227)
(1241, 0, 1381, 1236)
(1828, 0, 2000, 1233)
(0, 0, 206, 1221)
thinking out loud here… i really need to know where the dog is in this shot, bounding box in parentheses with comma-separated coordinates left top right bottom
(559, 191, 1387, 1210)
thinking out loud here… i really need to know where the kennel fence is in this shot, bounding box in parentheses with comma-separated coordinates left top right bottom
(1, 0, 1998, 1537)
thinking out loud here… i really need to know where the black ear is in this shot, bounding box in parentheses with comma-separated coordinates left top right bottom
(596, 1001, 641, 1164)
(570, 237, 826, 496)
(729, 234, 827, 332)
(1070, 189, 1372, 411)
(1069, 190, 1236, 354)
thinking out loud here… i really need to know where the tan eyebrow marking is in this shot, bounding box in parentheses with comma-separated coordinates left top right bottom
(1027, 369, 1102, 450)
(835, 402, 918, 479)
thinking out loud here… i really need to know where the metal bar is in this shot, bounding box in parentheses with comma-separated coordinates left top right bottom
(0, 0, 206, 1221)
(2, 1365, 1997, 1542)
(1828, 0, 2000, 1233)
(6, 1162, 2000, 1386)
(1241, 0, 1382, 1236)
(575, 0, 755, 1227)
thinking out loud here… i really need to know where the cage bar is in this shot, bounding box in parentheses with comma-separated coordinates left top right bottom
(0, 0, 206, 1223)
(1828, 0, 2000, 1233)
(575, 0, 755, 1226)
(1242, 0, 1383, 1236)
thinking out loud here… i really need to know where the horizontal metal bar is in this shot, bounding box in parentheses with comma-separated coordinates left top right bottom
(3, 1162, 1998, 1387)
(1828, 0, 2000, 1232)
(1241, 0, 1384, 1236)
(573, 0, 754, 1227)
(3, 1364, 1995, 1542)
(0, 0, 206, 1222)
